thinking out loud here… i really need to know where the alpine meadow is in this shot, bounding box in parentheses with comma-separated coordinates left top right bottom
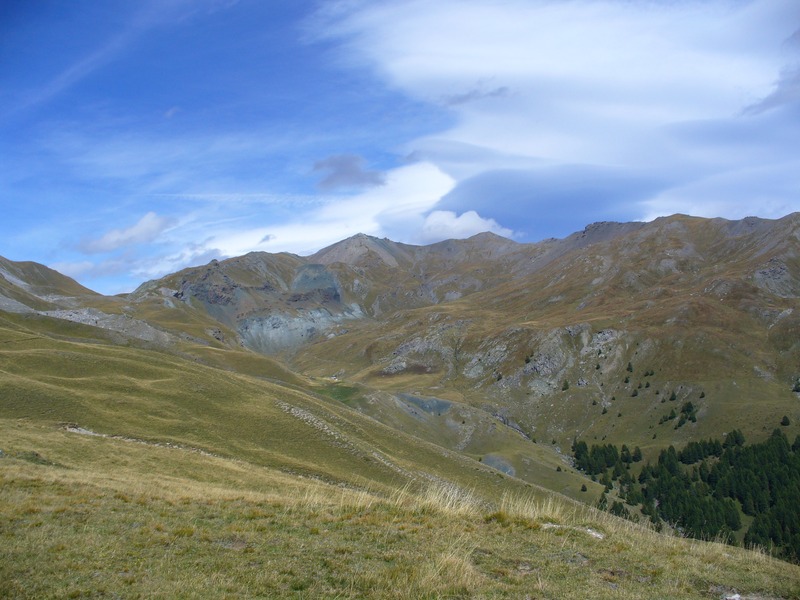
(2, 214, 800, 598)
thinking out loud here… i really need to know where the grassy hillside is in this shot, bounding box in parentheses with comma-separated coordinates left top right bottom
(2, 311, 800, 598)
(4, 418, 800, 599)
(3, 215, 800, 596)
(0, 314, 545, 497)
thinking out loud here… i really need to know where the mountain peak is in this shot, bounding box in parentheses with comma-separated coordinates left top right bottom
(310, 233, 407, 267)
(467, 231, 512, 242)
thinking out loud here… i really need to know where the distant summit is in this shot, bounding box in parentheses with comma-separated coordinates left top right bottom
(310, 233, 411, 268)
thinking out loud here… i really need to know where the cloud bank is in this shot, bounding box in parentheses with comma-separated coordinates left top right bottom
(317, 0, 800, 237)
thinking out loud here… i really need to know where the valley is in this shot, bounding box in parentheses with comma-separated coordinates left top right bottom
(2, 213, 800, 598)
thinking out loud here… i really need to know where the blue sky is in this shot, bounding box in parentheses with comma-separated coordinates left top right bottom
(1, 0, 799, 294)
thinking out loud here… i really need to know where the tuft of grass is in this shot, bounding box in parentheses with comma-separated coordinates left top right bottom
(499, 490, 576, 524)
(402, 481, 483, 517)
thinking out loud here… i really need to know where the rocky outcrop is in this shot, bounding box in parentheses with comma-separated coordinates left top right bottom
(239, 304, 364, 354)
(753, 257, 798, 298)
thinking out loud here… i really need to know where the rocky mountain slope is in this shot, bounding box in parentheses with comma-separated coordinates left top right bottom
(123, 214, 800, 455)
(2, 213, 799, 480)
(3, 213, 800, 596)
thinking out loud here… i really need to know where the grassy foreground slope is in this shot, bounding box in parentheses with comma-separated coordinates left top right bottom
(2, 421, 799, 599)
(2, 317, 800, 598)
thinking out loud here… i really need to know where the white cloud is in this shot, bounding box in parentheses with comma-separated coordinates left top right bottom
(80, 212, 176, 253)
(639, 160, 800, 223)
(49, 260, 96, 279)
(205, 161, 456, 256)
(324, 0, 789, 115)
(131, 242, 223, 281)
(419, 210, 514, 244)
(123, 161, 454, 278)
(317, 0, 800, 228)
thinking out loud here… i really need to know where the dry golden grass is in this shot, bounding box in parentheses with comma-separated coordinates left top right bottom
(5, 414, 799, 600)
(2, 287, 800, 599)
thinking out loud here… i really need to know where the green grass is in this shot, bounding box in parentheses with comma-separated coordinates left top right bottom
(3, 235, 800, 599)
(0, 315, 557, 501)
(315, 381, 362, 404)
(2, 420, 799, 599)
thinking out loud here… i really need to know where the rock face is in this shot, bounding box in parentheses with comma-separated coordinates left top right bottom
(3, 214, 800, 384)
(122, 214, 800, 364)
(240, 305, 364, 354)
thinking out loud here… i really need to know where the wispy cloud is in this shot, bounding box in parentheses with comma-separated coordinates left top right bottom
(2, 0, 243, 119)
(51, 253, 142, 285)
(130, 241, 225, 282)
(79, 212, 177, 254)
(742, 66, 800, 115)
(441, 84, 510, 107)
(316, 0, 800, 237)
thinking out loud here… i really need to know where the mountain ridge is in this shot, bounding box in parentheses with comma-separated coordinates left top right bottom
(2, 213, 798, 458)
(3, 212, 800, 596)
